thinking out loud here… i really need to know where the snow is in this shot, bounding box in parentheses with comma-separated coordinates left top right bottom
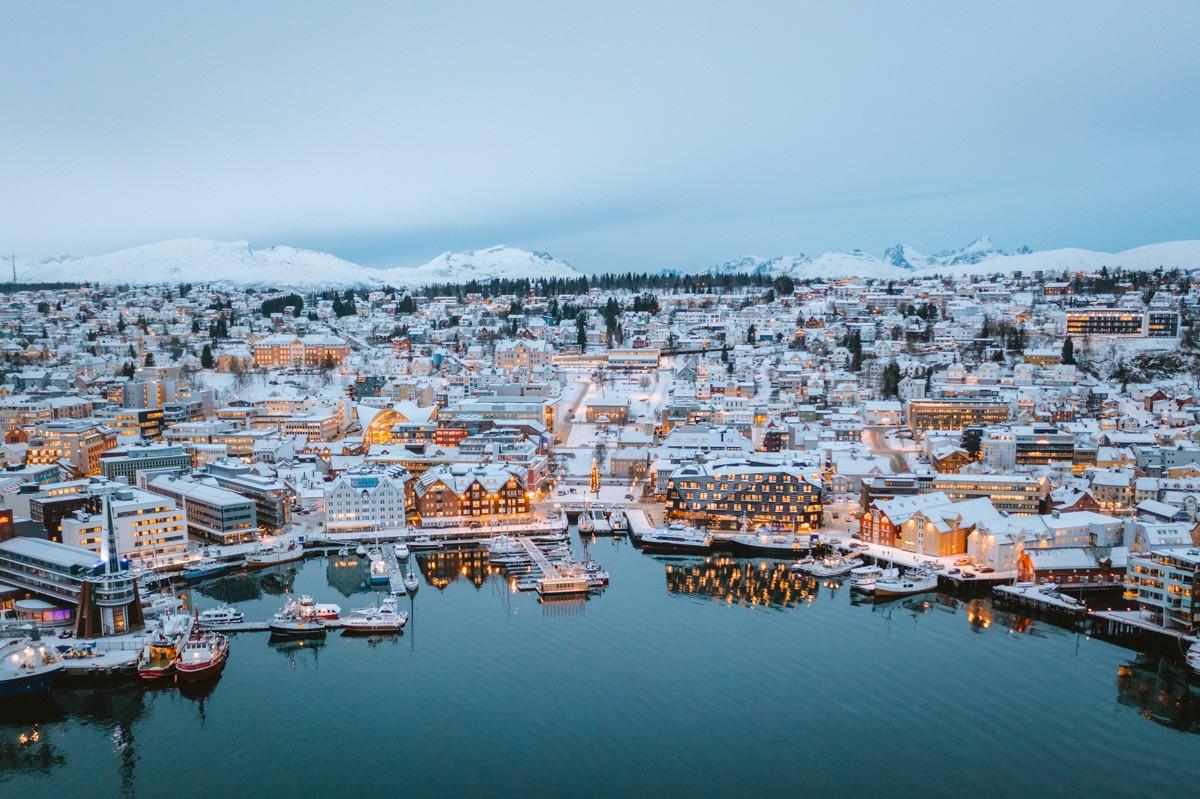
(18, 240, 582, 288)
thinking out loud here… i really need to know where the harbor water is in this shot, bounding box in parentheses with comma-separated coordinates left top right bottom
(3, 533, 1198, 798)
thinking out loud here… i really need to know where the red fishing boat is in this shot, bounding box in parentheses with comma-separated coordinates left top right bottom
(175, 629, 229, 682)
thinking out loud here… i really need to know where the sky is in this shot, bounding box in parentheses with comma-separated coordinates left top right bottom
(2, 1, 1198, 273)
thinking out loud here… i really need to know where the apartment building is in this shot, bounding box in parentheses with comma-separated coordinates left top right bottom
(666, 458, 823, 531)
(61, 488, 186, 564)
(905, 398, 1010, 432)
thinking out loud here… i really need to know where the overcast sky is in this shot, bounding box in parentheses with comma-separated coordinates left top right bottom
(3, 1, 1198, 272)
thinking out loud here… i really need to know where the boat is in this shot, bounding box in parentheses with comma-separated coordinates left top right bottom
(407, 535, 442, 551)
(728, 529, 817, 556)
(368, 551, 391, 586)
(537, 564, 593, 597)
(355, 545, 368, 556)
(175, 629, 229, 682)
(609, 509, 629, 532)
(142, 591, 185, 618)
(182, 557, 233, 582)
(639, 522, 712, 552)
(806, 556, 864, 578)
(577, 508, 611, 534)
(343, 597, 408, 634)
(137, 628, 182, 681)
(874, 567, 939, 597)
(269, 599, 327, 638)
(790, 556, 815, 572)
(393, 542, 410, 560)
(404, 566, 420, 594)
(197, 606, 245, 627)
(486, 535, 526, 560)
(246, 541, 305, 569)
(849, 564, 887, 592)
(1186, 641, 1200, 676)
(0, 629, 64, 698)
(297, 594, 340, 620)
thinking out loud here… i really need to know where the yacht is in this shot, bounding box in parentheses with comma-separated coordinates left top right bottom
(246, 541, 305, 569)
(849, 564, 888, 592)
(0, 630, 64, 698)
(806, 556, 865, 578)
(728, 528, 818, 556)
(198, 606, 245, 627)
(408, 535, 443, 551)
(874, 567, 939, 597)
(639, 523, 713, 552)
(343, 597, 409, 634)
(486, 535, 526, 560)
(1187, 641, 1200, 676)
(393, 542, 410, 560)
(176, 629, 229, 682)
(182, 557, 233, 582)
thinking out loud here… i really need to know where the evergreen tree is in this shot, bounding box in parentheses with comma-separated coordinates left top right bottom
(1061, 336, 1075, 365)
(200, 344, 214, 369)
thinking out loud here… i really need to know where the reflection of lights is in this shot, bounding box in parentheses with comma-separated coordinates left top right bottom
(17, 730, 41, 746)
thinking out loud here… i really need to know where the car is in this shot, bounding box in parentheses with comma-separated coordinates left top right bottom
(962, 571, 976, 579)
(569, 487, 578, 494)
(467, 521, 483, 529)
(954, 557, 972, 566)
(848, 542, 867, 550)
(624, 494, 634, 500)
(831, 512, 839, 519)
(947, 568, 960, 575)
(978, 566, 995, 573)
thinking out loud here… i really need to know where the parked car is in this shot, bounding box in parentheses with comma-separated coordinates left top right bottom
(954, 557, 972, 566)
(978, 566, 995, 573)
(624, 493, 634, 500)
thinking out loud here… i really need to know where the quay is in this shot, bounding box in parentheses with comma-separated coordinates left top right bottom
(993, 583, 1087, 618)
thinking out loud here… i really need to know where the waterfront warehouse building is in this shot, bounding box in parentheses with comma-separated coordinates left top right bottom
(665, 458, 823, 531)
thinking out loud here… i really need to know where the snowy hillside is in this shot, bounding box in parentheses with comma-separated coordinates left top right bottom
(699, 238, 1200, 281)
(17, 240, 582, 288)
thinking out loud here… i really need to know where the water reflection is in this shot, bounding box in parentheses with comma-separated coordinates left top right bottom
(1117, 655, 1200, 733)
(663, 556, 817, 609)
(192, 565, 299, 604)
(268, 636, 325, 670)
(326, 555, 369, 597)
(420, 549, 496, 590)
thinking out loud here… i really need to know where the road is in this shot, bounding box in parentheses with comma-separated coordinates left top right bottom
(861, 426, 911, 472)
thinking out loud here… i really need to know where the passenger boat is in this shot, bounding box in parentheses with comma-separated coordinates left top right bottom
(404, 566, 420, 594)
(849, 564, 887, 592)
(639, 523, 712, 552)
(806, 556, 864, 578)
(137, 629, 182, 681)
(537, 572, 592, 597)
(175, 630, 229, 682)
(343, 597, 408, 634)
(269, 599, 327, 638)
(198, 606, 245, 627)
(393, 542, 410, 560)
(0, 629, 65, 697)
(182, 557, 233, 582)
(408, 535, 443, 551)
(246, 541, 305, 569)
(874, 567, 939, 597)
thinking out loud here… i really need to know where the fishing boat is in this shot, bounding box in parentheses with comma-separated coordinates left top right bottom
(182, 557, 233, 582)
(806, 556, 864, 578)
(0, 629, 64, 698)
(246, 540, 305, 569)
(849, 564, 887, 592)
(404, 566, 420, 593)
(874, 567, 939, 597)
(269, 599, 327, 638)
(639, 522, 712, 552)
(343, 597, 408, 634)
(296, 594, 341, 620)
(175, 629, 230, 682)
(197, 606, 245, 627)
(137, 628, 182, 681)
(407, 535, 442, 552)
(393, 541, 410, 560)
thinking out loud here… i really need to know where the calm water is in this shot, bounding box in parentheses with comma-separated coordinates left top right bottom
(3, 534, 1198, 798)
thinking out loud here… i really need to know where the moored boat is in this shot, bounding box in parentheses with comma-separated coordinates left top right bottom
(407, 535, 443, 551)
(137, 630, 182, 681)
(343, 597, 408, 634)
(269, 599, 327, 638)
(806, 556, 864, 578)
(1, 629, 65, 698)
(198, 606, 245, 627)
(246, 541, 305, 569)
(874, 567, 939, 597)
(404, 566, 420, 594)
(175, 630, 229, 682)
(849, 564, 886, 592)
(182, 557, 233, 582)
(393, 542, 410, 560)
(1187, 641, 1200, 676)
(639, 522, 712, 552)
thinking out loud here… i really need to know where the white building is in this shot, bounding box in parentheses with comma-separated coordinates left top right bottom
(325, 466, 410, 532)
(61, 487, 187, 565)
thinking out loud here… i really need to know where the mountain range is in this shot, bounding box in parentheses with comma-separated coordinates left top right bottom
(10, 236, 1200, 287)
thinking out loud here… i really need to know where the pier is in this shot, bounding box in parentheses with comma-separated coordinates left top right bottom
(993, 583, 1088, 617)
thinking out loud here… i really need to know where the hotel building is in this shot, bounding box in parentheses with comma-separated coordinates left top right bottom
(413, 464, 530, 524)
(146, 473, 258, 543)
(665, 458, 823, 531)
(61, 487, 186, 564)
(253, 333, 350, 368)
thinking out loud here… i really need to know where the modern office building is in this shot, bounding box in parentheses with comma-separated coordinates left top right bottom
(905, 398, 1010, 432)
(61, 487, 186, 564)
(145, 473, 258, 543)
(99, 442, 192, 483)
(199, 460, 292, 530)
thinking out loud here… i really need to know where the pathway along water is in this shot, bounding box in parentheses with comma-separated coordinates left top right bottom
(3, 533, 1198, 798)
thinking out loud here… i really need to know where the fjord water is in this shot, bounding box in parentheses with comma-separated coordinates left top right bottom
(4, 535, 1197, 799)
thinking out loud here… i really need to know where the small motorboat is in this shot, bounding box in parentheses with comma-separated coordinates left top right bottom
(182, 557, 233, 582)
(175, 630, 229, 683)
(1187, 641, 1200, 676)
(355, 545, 368, 557)
(806, 556, 864, 578)
(393, 542, 410, 560)
(197, 606, 245, 627)
(609, 509, 629, 533)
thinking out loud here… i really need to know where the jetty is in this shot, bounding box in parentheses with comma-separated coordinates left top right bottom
(993, 582, 1087, 617)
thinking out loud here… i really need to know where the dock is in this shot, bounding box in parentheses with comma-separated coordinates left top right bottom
(518, 536, 562, 581)
(993, 583, 1087, 617)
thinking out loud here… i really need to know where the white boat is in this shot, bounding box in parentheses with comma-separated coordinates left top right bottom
(639, 522, 712, 552)
(404, 566, 420, 593)
(393, 542, 410, 560)
(269, 599, 327, 638)
(343, 597, 408, 634)
(355, 545, 368, 556)
(609, 509, 629, 532)
(486, 535, 526, 559)
(1186, 641, 1200, 676)
(408, 535, 442, 551)
(577, 508, 611, 534)
(874, 567, 939, 597)
(806, 556, 864, 578)
(0, 629, 64, 698)
(246, 540, 305, 569)
(296, 594, 341, 620)
(368, 549, 391, 585)
(849, 564, 887, 592)
(198, 606, 245, 627)
(729, 530, 817, 556)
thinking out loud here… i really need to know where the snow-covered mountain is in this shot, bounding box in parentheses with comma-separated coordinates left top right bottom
(16, 240, 582, 288)
(699, 238, 1200, 281)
